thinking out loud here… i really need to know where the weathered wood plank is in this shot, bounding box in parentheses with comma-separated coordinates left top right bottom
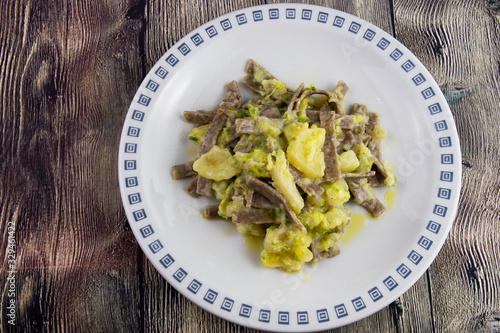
(0, 0, 146, 331)
(394, 0, 500, 332)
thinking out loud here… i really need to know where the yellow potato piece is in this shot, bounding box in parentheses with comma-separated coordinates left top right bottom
(268, 150, 304, 213)
(324, 179, 351, 207)
(188, 124, 209, 145)
(261, 223, 313, 272)
(338, 150, 360, 173)
(286, 126, 326, 179)
(283, 121, 307, 142)
(193, 146, 239, 181)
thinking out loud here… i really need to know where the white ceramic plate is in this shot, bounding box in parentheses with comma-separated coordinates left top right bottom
(118, 4, 461, 332)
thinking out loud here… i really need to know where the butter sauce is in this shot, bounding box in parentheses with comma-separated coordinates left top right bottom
(342, 212, 368, 245)
(244, 235, 264, 256)
(343, 188, 397, 244)
(384, 187, 397, 210)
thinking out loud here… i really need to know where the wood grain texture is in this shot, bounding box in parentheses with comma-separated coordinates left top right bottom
(393, 0, 500, 332)
(1, 0, 145, 331)
(1, 0, 499, 332)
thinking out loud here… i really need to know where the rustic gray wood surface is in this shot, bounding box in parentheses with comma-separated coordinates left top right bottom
(1, 0, 499, 332)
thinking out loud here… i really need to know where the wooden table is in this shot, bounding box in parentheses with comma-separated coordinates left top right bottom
(1, 0, 499, 332)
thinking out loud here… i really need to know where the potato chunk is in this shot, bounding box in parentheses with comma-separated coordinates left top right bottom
(355, 143, 375, 172)
(283, 121, 307, 142)
(338, 150, 360, 172)
(193, 146, 239, 181)
(324, 179, 351, 207)
(261, 223, 313, 273)
(285, 123, 326, 179)
(188, 124, 209, 145)
(268, 149, 304, 213)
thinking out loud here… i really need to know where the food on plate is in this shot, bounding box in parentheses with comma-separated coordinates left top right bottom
(172, 59, 396, 272)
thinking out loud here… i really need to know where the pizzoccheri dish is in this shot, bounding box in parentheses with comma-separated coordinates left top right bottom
(172, 59, 396, 273)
